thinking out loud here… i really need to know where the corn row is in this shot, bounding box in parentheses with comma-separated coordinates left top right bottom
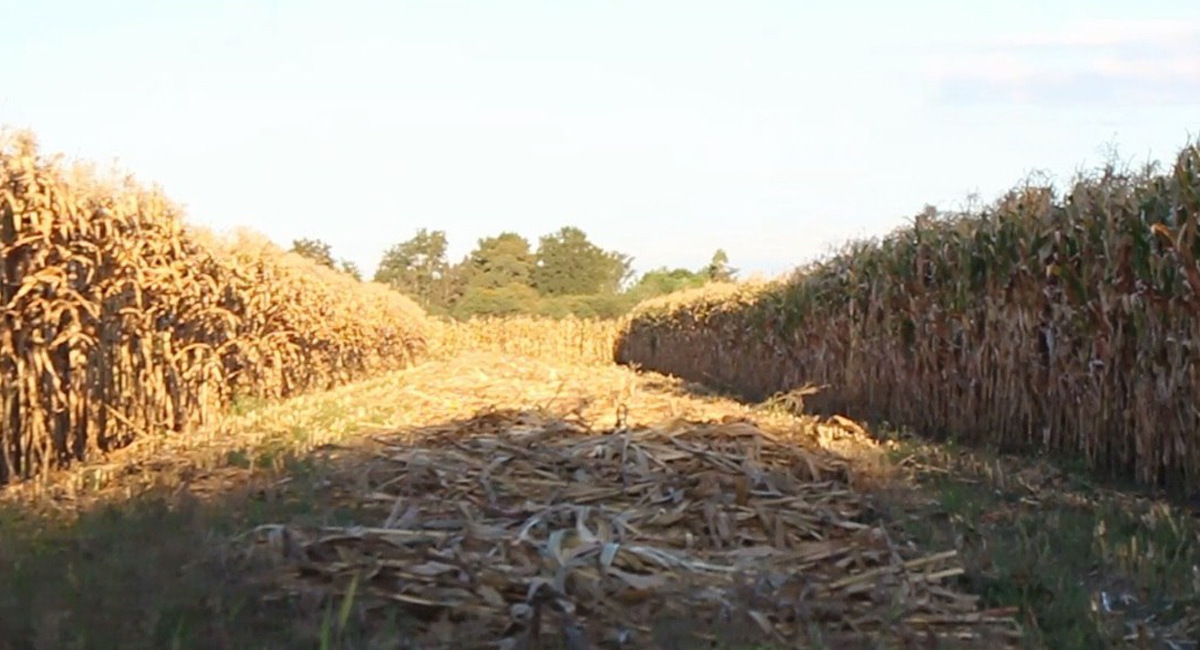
(618, 141, 1200, 492)
(430, 316, 622, 365)
(0, 130, 429, 484)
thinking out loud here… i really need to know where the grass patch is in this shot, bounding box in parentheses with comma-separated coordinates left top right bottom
(0, 451, 399, 650)
(10, 353, 1196, 649)
(0, 371, 428, 650)
(876, 435, 1200, 649)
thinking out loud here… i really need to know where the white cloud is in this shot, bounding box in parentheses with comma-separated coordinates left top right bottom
(925, 20, 1200, 106)
(988, 19, 1200, 49)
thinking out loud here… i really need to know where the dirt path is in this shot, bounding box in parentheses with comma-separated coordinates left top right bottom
(1, 354, 1195, 649)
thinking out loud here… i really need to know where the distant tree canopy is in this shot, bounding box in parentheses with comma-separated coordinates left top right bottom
(626, 267, 708, 301)
(532, 227, 632, 297)
(704, 249, 737, 282)
(465, 232, 535, 290)
(453, 283, 541, 317)
(291, 237, 363, 281)
(291, 238, 336, 268)
(372, 225, 735, 319)
(339, 260, 363, 282)
(373, 229, 451, 311)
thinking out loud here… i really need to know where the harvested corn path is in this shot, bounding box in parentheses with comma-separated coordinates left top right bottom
(214, 353, 1024, 649)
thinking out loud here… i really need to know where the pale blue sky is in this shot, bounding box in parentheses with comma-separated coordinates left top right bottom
(2, 1, 1197, 279)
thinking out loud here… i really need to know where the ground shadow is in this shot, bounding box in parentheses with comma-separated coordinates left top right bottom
(626, 359, 1200, 511)
(0, 400, 1011, 650)
(4, 369, 1198, 650)
(618, 362, 1200, 649)
(1, 408, 800, 650)
(0, 447, 378, 650)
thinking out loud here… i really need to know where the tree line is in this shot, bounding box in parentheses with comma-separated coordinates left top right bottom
(289, 227, 736, 319)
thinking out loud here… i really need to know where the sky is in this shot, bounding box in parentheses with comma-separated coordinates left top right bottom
(1, 0, 1197, 280)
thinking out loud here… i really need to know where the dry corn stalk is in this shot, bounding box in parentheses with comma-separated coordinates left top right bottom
(618, 141, 1200, 492)
(0, 129, 429, 484)
(244, 408, 1022, 649)
(430, 316, 623, 365)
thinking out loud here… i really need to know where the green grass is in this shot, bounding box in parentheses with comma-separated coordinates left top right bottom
(0, 453, 392, 650)
(874, 435, 1200, 650)
(7, 430, 1195, 650)
(5, 362, 1200, 649)
(0, 373, 420, 650)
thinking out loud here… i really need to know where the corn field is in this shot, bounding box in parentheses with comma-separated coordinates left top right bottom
(618, 141, 1200, 492)
(0, 130, 429, 484)
(430, 315, 622, 365)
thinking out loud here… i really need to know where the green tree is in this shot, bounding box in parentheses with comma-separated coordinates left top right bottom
(373, 229, 450, 310)
(292, 238, 363, 281)
(291, 238, 336, 268)
(439, 257, 471, 311)
(453, 283, 542, 318)
(627, 267, 707, 301)
(339, 259, 362, 281)
(464, 232, 536, 290)
(532, 227, 633, 297)
(702, 249, 737, 282)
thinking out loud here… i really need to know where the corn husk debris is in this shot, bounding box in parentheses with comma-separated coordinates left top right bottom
(242, 408, 1021, 649)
